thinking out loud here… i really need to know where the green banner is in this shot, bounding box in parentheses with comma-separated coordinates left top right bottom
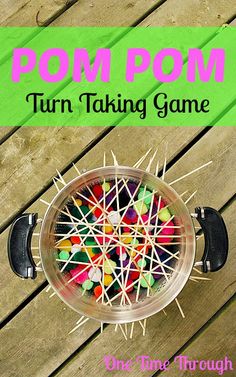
(0, 26, 235, 126)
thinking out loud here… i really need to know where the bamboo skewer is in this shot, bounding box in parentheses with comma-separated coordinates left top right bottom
(169, 161, 213, 186)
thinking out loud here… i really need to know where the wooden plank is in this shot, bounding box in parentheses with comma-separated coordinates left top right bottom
(139, 0, 236, 26)
(0, 0, 78, 26)
(50, 0, 161, 27)
(0, 126, 202, 322)
(50, 0, 236, 27)
(46, 202, 236, 377)
(0, 124, 235, 376)
(0, 126, 106, 231)
(159, 299, 236, 377)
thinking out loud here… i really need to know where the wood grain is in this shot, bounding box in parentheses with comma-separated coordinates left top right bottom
(50, 202, 236, 377)
(0, 0, 78, 26)
(50, 0, 160, 27)
(0, 124, 235, 377)
(49, 0, 236, 27)
(0, 126, 106, 231)
(158, 299, 236, 376)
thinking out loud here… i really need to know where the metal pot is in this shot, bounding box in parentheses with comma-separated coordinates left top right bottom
(8, 166, 228, 324)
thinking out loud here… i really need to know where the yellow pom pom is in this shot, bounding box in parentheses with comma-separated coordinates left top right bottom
(130, 250, 136, 258)
(58, 239, 72, 250)
(122, 232, 133, 244)
(102, 224, 113, 234)
(75, 199, 83, 207)
(104, 274, 113, 286)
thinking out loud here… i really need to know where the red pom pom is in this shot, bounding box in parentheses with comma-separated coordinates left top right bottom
(92, 184, 103, 198)
(71, 236, 81, 244)
(94, 207, 103, 218)
(123, 216, 132, 224)
(126, 279, 134, 292)
(94, 285, 103, 298)
(130, 271, 140, 280)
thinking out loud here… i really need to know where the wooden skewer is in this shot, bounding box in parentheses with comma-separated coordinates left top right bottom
(118, 324, 128, 340)
(155, 160, 159, 177)
(161, 143, 168, 181)
(56, 222, 182, 229)
(169, 161, 213, 186)
(175, 298, 185, 319)
(146, 150, 157, 173)
(129, 322, 135, 339)
(190, 276, 211, 281)
(142, 318, 147, 336)
(133, 148, 152, 168)
(68, 317, 90, 334)
(190, 277, 199, 283)
(76, 315, 85, 324)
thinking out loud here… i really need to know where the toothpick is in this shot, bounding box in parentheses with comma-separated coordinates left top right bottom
(40, 199, 51, 206)
(185, 190, 197, 205)
(76, 316, 85, 324)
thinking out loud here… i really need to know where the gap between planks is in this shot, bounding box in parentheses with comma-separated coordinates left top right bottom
(152, 293, 236, 377)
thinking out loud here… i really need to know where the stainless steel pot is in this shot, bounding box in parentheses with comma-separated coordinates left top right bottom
(8, 166, 228, 324)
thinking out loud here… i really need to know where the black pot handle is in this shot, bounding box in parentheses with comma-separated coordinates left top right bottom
(8, 213, 38, 279)
(194, 207, 228, 273)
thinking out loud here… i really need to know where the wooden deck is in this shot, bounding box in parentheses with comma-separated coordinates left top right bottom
(0, 1, 235, 376)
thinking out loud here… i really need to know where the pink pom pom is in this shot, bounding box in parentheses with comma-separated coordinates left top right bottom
(161, 221, 175, 235)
